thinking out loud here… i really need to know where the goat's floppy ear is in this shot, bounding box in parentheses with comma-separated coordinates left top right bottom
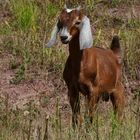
(45, 21, 59, 48)
(79, 16, 93, 50)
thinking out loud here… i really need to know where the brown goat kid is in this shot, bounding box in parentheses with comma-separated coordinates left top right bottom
(46, 5, 125, 126)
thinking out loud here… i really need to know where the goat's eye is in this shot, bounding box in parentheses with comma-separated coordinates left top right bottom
(75, 21, 81, 25)
(57, 20, 63, 30)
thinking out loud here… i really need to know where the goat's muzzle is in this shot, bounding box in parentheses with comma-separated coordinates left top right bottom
(60, 36, 69, 44)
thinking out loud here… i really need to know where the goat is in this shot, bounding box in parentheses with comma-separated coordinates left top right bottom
(46, 5, 125, 127)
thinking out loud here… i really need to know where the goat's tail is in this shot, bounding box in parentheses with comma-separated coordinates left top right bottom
(110, 35, 121, 64)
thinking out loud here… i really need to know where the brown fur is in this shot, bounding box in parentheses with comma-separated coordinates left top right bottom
(58, 9, 125, 126)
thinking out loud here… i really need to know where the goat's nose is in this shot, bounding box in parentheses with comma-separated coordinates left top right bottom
(60, 36, 68, 41)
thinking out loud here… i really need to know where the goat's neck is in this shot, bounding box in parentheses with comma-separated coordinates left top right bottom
(68, 33, 82, 76)
(69, 33, 82, 57)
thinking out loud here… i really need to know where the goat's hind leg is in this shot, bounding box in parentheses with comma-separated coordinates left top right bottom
(110, 83, 125, 121)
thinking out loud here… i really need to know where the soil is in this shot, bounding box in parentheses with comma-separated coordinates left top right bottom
(0, 3, 140, 125)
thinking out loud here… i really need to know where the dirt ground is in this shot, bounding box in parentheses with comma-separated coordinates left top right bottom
(0, 3, 140, 126)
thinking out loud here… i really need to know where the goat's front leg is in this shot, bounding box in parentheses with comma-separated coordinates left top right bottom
(68, 84, 80, 128)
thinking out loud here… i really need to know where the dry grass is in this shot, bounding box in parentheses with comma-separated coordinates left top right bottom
(0, 0, 140, 139)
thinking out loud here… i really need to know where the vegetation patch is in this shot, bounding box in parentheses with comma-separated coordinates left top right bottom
(0, 0, 140, 139)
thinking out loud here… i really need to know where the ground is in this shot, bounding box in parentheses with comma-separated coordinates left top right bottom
(0, 1, 140, 140)
(0, 1, 139, 118)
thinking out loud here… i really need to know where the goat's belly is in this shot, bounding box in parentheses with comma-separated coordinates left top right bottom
(98, 80, 116, 93)
(79, 83, 89, 96)
(101, 92, 110, 102)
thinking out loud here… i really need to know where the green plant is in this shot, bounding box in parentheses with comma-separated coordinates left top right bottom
(0, 22, 12, 35)
(111, 0, 121, 7)
(46, 3, 59, 18)
(10, 44, 30, 84)
(0, 0, 140, 139)
(10, 0, 38, 31)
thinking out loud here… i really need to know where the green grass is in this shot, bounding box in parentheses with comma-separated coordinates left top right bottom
(0, 94, 139, 140)
(0, 0, 140, 139)
(0, 22, 12, 35)
(10, 0, 38, 31)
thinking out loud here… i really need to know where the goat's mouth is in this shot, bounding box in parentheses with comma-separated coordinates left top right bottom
(61, 40, 69, 44)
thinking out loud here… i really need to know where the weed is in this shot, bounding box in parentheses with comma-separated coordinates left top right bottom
(10, 0, 38, 31)
(0, 21, 12, 35)
(111, 0, 121, 7)
(46, 3, 59, 18)
(0, 0, 140, 139)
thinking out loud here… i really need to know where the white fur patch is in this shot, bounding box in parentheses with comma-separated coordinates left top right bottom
(66, 8, 74, 13)
(60, 27, 72, 41)
(65, 5, 81, 13)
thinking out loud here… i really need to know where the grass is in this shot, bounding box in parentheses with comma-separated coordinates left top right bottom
(10, 0, 38, 31)
(0, 94, 139, 140)
(0, 0, 140, 139)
